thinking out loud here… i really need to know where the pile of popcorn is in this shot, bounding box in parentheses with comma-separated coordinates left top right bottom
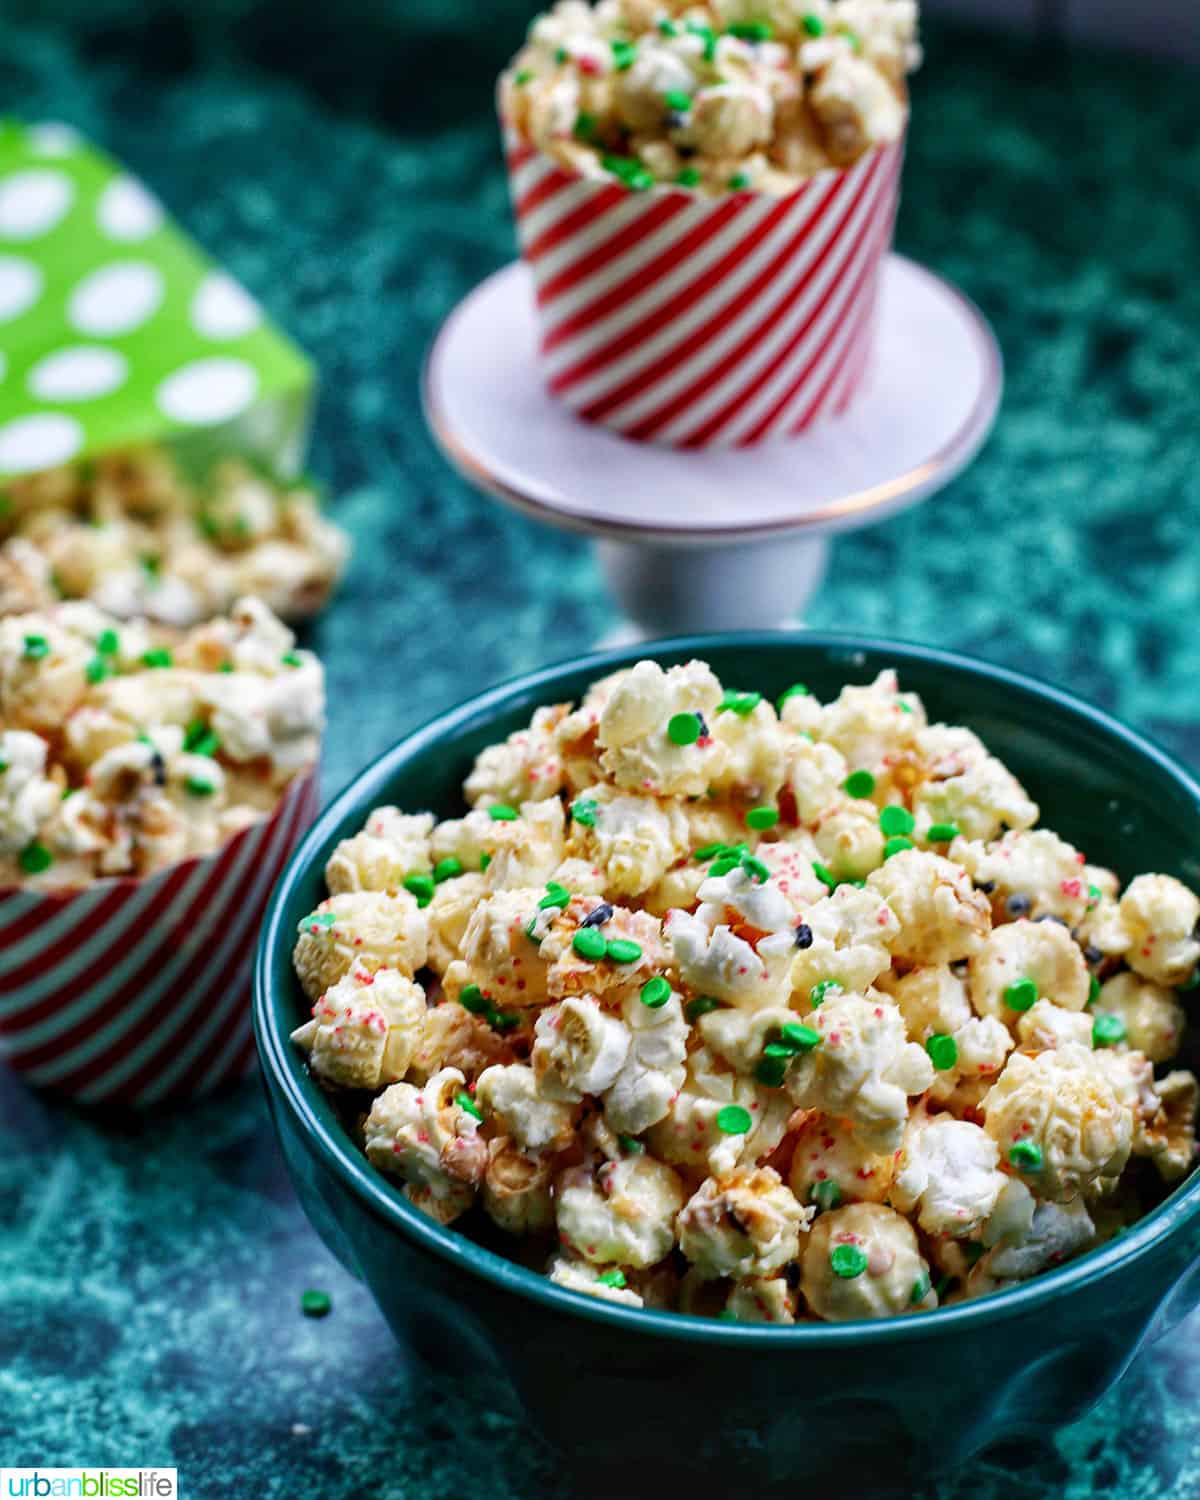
(291, 659, 1198, 1323)
(0, 448, 350, 628)
(500, 0, 919, 196)
(0, 595, 323, 887)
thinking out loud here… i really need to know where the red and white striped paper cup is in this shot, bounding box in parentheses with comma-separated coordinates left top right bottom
(0, 769, 319, 1108)
(504, 121, 904, 447)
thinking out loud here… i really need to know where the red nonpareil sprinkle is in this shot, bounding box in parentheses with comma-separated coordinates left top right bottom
(418, 1131, 429, 1144)
(579, 55, 599, 73)
(1061, 879, 1083, 898)
(1076, 852, 1086, 864)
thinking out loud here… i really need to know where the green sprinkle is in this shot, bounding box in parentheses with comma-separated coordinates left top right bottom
(434, 857, 463, 884)
(884, 836, 914, 859)
(728, 172, 751, 191)
(686, 20, 717, 59)
(879, 805, 915, 837)
(460, 984, 489, 1014)
(763, 1042, 795, 1059)
(185, 776, 215, 798)
(488, 804, 519, 821)
(1009, 1140, 1043, 1172)
(574, 110, 598, 140)
(96, 628, 119, 656)
(573, 926, 608, 961)
(686, 996, 722, 1022)
(142, 648, 172, 669)
(0, 756, 7, 773)
(809, 980, 842, 1007)
(515, 68, 536, 85)
(300, 1289, 331, 1318)
(85, 657, 109, 684)
(1088, 973, 1101, 1006)
(524, 916, 541, 944)
(726, 20, 772, 40)
(813, 862, 838, 891)
(218, 661, 234, 673)
(719, 690, 762, 717)
(555, 45, 568, 62)
(1088, 884, 1103, 907)
(300, 911, 336, 930)
(740, 853, 770, 884)
(810, 1180, 841, 1211)
(641, 975, 672, 1009)
(802, 13, 825, 36)
(403, 873, 435, 907)
(456, 1091, 484, 1122)
(1093, 1012, 1127, 1048)
(843, 28, 862, 51)
(18, 841, 53, 875)
(667, 711, 702, 746)
(716, 1104, 752, 1136)
(570, 798, 598, 827)
(140, 553, 160, 577)
(830, 1244, 869, 1279)
(664, 89, 693, 112)
(611, 38, 638, 69)
(538, 885, 570, 911)
(844, 770, 876, 799)
(606, 937, 643, 964)
(1003, 978, 1038, 1013)
(479, 853, 492, 872)
(602, 153, 655, 192)
(755, 1055, 789, 1088)
(926, 1033, 958, 1071)
(618, 1134, 644, 1155)
(658, 18, 679, 35)
(281, 651, 303, 668)
(778, 1022, 822, 1052)
(22, 634, 49, 661)
(676, 166, 702, 186)
(777, 683, 809, 710)
(926, 823, 960, 843)
(488, 1009, 521, 1032)
(746, 806, 778, 831)
(597, 1269, 628, 1288)
(910, 1273, 931, 1305)
(709, 855, 740, 877)
(693, 841, 727, 861)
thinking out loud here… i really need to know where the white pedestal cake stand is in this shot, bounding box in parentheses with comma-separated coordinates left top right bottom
(422, 254, 1002, 639)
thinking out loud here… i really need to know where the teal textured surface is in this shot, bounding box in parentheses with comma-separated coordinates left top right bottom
(2, 2, 1200, 1494)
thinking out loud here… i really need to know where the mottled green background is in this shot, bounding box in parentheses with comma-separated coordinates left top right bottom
(2, 2, 1200, 1495)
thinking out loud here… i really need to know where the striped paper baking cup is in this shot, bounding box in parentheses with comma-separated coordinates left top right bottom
(0, 768, 319, 1108)
(504, 121, 905, 447)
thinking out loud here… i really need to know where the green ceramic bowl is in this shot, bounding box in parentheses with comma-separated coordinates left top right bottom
(254, 634, 1200, 1493)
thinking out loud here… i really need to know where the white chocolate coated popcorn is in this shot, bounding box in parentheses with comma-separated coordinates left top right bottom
(297, 655, 1200, 1323)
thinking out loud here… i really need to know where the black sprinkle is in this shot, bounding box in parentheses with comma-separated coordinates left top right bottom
(1084, 944, 1103, 965)
(150, 751, 167, 787)
(976, 881, 996, 895)
(1006, 893, 1032, 916)
(580, 903, 614, 929)
(794, 923, 814, 950)
(1035, 913, 1068, 928)
(695, 713, 709, 739)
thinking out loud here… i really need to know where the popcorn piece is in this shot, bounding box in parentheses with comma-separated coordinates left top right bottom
(969, 918, 1090, 1030)
(549, 1255, 645, 1307)
(983, 1044, 1133, 1201)
(406, 1001, 516, 1086)
(706, 696, 788, 801)
(290, 966, 425, 1090)
(784, 736, 849, 824)
(325, 810, 435, 894)
(954, 829, 1089, 926)
(463, 704, 568, 808)
(0, 730, 61, 855)
(564, 784, 690, 897)
(912, 725, 1038, 844)
(967, 1197, 1095, 1297)
(482, 798, 566, 890)
(597, 659, 725, 797)
(724, 1277, 797, 1324)
(801, 1203, 935, 1321)
(890, 1111, 1007, 1239)
(1015, 999, 1094, 1053)
(458, 889, 552, 1007)
(483, 1139, 556, 1236)
(1139, 1070, 1198, 1183)
(819, 671, 925, 775)
(788, 1112, 896, 1209)
(532, 995, 631, 1101)
(787, 991, 934, 1153)
(790, 883, 899, 1001)
(292, 892, 429, 1000)
(810, 800, 886, 882)
(666, 906, 794, 1010)
(555, 1155, 685, 1267)
(677, 1167, 812, 1280)
(540, 900, 667, 1001)
(363, 1068, 488, 1224)
(867, 848, 991, 964)
(602, 989, 689, 1134)
(1119, 874, 1200, 988)
(475, 1063, 577, 1151)
(426, 872, 488, 974)
(646, 1046, 792, 1178)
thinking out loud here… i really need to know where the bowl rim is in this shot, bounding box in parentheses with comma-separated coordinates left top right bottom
(255, 630, 1200, 1345)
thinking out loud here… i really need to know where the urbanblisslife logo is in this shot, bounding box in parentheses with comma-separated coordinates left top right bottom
(2, 1473, 177, 1498)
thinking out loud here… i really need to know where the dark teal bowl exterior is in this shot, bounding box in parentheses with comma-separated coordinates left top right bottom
(254, 634, 1200, 1492)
